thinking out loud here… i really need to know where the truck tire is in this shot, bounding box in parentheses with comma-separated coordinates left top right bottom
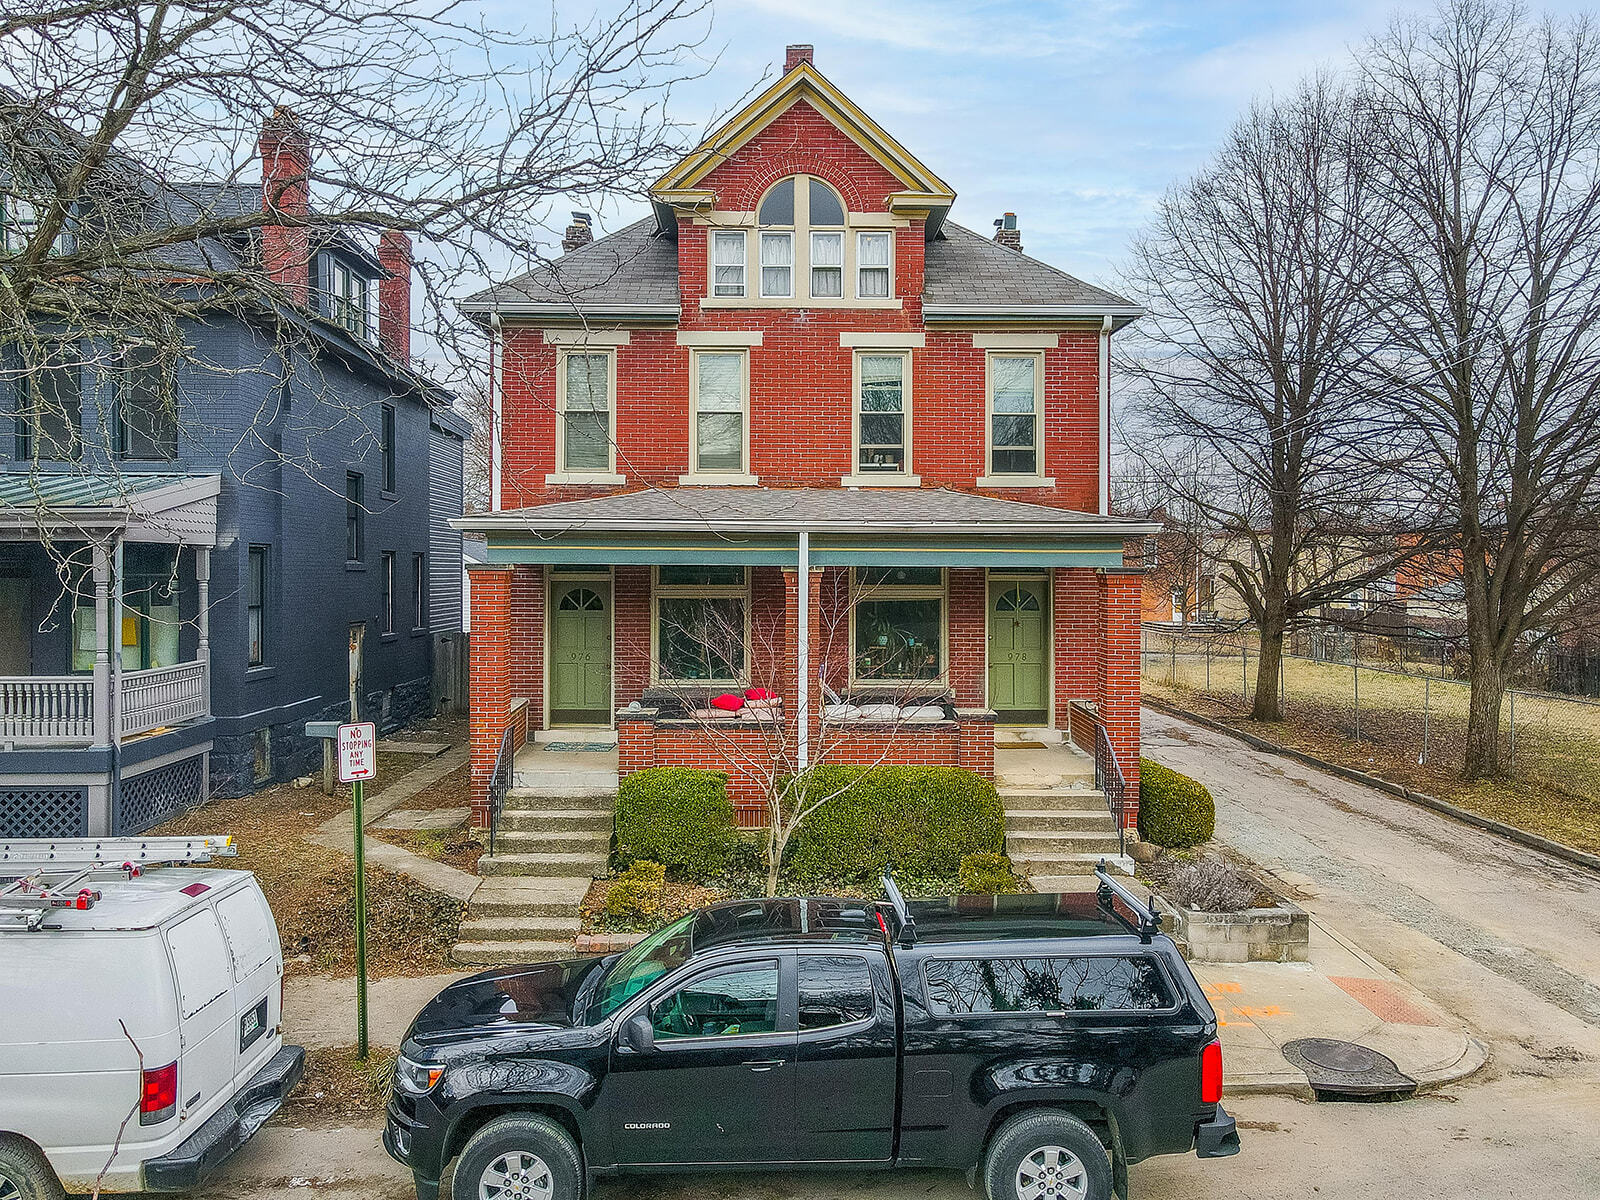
(452, 1114, 584, 1200)
(982, 1110, 1112, 1200)
(0, 1137, 65, 1200)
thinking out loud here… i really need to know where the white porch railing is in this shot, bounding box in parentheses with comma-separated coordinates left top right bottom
(120, 661, 208, 737)
(0, 677, 95, 743)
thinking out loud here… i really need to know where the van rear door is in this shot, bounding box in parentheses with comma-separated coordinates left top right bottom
(215, 882, 283, 1085)
(164, 906, 237, 1123)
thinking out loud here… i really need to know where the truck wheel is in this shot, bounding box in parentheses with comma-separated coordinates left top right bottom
(452, 1114, 583, 1200)
(0, 1138, 65, 1200)
(982, 1111, 1111, 1200)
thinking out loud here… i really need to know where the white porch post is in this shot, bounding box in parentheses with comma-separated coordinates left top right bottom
(91, 540, 112, 748)
(111, 538, 124, 742)
(797, 530, 810, 773)
(195, 545, 211, 717)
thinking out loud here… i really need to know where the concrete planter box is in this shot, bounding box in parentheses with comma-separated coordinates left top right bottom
(1155, 892, 1310, 964)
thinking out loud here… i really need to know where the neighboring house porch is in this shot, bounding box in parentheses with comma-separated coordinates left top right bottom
(457, 488, 1149, 832)
(0, 473, 219, 836)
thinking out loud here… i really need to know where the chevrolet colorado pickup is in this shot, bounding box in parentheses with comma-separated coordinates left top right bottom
(385, 871, 1239, 1200)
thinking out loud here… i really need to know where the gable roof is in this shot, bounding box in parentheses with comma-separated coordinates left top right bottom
(650, 60, 955, 236)
(923, 223, 1141, 324)
(457, 218, 677, 319)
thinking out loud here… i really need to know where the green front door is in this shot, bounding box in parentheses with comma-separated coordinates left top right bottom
(550, 579, 612, 725)
(988, 577, 1048, 724)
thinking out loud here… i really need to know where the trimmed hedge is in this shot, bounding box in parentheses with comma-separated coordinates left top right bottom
(785, 765, 1005, 888)
(603, 861, 666, 920)
(615, 767, 736, 880)
(1137, 759, 1215, 848)
(959, 852, 1020, 895)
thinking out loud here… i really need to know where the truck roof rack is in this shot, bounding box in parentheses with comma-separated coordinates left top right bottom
(1095, 861, 1162, 944)
(1, 837, 238, 933)
(879, 873, 917, 948)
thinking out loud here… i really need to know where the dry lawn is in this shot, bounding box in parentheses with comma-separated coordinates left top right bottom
(283, 1045, 397, 1127)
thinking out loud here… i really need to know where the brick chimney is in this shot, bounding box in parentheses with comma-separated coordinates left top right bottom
(259, 107, 312, 304)
(785, 44, 814, 72)
(562, 211, 593, 253)
(377, 229, 412, 364)
(993, 212, 1022, 252)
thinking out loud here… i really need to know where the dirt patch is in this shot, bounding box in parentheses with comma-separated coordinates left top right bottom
(284, 1045, 397, 1127)
(396, 757, 474, 812)
(579, 876, 729, 935)
(370, 825, 483, 874)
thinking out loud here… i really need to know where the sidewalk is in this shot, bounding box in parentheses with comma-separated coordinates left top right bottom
(1197, 908, 1486, 1098)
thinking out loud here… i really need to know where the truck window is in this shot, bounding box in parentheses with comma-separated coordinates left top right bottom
(651, 960, 779, 1040)
(923, 955, 1173, 1016)
(799, 955, 874, 1030)
(166, 908, 232, 1019)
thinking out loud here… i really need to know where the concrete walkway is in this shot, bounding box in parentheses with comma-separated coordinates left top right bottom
(285, 970, 470, 1049)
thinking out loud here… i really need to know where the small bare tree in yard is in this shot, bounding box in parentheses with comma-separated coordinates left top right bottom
(639, 567, 953, 896)
(1355, 0, 1600, 777)
(1119, 77, 1416, 722)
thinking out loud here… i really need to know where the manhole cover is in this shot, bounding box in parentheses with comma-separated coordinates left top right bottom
(1282, 1038, 1417, 1099)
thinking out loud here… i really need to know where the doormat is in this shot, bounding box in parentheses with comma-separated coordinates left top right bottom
(542, 741, 615, 753)
(996, 741, 1048, 750)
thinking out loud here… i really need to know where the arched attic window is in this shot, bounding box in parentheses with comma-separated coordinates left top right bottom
(753, 174, 850, 300)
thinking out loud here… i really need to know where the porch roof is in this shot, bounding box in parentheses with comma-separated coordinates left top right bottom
(455, 487, 1161, 568)
(0, 472, 221, 545)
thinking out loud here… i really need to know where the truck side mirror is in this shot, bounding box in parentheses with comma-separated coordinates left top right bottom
(621, 1012, 655, 1054)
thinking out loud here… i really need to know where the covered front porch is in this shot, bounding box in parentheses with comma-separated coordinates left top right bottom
(0, 473, 220, 836)
(457, 488, 1154, 831)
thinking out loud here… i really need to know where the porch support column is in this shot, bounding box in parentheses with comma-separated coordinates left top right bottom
(91, 540, 113, 749)
(1053, 567, 1098, 738)
(796, 530, 810, 772)
(508, 564, 544, 731)
(195, 546, 211, 718)
(1096, 568, 1144, 825)
(467, 564, 514, 826)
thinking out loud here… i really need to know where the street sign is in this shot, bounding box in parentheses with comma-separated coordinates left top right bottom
(336, 722, 377, 783)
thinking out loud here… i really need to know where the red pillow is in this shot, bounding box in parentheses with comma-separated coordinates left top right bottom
(744, 687, 775, 701)
(711, 692, 745, 712)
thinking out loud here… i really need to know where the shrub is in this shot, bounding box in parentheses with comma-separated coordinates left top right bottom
(1149, 854, 1261, 913)
(602, 861, 667, 921)
(615, 767, 736, 881)
(1137, 759, 1215, 848)
(959, 852, 1019, 895)
(784, 765, 1005, 888)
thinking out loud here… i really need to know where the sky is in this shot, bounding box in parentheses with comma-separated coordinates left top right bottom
(563, 0, 1591, 295)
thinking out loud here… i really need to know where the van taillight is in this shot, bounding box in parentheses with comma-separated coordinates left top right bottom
(140, 1061, 178, 1125)
(1200, 1039, 1223, 1104)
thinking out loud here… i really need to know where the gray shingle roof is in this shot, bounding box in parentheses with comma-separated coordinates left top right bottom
(463, 487, 1155, 534)
(460, 218, 679, 313)
(922, 223, 1135, 310)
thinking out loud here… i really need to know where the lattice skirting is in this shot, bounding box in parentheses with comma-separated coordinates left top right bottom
(0, 787, 89, 838)
(116, 754, 206, 835)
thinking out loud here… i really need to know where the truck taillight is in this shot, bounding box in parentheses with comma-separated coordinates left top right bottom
(140, 1061, 178, 1125)
(1200, 1039, 1223, 1104)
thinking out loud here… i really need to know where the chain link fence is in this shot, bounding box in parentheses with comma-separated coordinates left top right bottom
(1141, 623, 1600, 807)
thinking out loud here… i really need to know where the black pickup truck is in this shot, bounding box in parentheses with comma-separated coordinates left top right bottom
(384, 871, 1239, 1200)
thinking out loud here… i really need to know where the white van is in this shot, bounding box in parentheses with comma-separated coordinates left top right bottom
(0, 842, 303, 1198)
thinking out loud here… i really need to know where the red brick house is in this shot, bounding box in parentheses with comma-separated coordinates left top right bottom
(455, 46, 1156, 831)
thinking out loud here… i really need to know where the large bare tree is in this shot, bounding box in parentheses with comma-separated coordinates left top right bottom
(1356, 0, 1600, 776)
(1119, 76, 1412, 722)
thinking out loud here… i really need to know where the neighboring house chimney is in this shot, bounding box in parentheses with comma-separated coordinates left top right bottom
(259, 107, 312, 304)
(562, 211, 593, 253)
(993, 212, 1022, 252)
(785, 44, 814, 72)
(377, 229, 412, 364)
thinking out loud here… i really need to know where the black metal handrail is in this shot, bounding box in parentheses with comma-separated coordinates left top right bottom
(1093, 720, 1128, 858)
(486, 725, 514, 858)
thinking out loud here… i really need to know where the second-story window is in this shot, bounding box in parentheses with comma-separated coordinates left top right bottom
(329, 259, 370, 339)
(989, 353, 1042, 477)
(691, 350, 747, 474)
(857, 232, 892, 298)
(1, 193, 73, 256)
(116, 345, 176, 460)
(13, 346, 80, 462)
(247, 545, 268, 666)
(346, 472, 364, 562)
(381, 551, 395, 633)
(856, 352, 908, 475)
(381, 403, 396, 492)
(559, 351, 613, 472)
(760, 231, 792, 298)
(712, 230, 746, 297)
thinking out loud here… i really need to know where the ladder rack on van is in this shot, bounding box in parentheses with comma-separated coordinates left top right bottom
(1, 837, 239, 932)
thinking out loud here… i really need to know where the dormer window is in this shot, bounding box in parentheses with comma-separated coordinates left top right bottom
(328, 258, 370, 338)
(711, 174, 884, 306)
(1, 193, 73, 256)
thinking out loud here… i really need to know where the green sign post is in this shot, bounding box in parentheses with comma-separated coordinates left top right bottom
(336, 721, 377, 1059)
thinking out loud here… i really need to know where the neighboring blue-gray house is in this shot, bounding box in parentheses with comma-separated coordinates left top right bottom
(0, 110, 467, 836)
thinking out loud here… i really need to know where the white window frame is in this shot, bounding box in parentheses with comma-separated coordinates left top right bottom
(985, 351, 1045, 480)
(555, 348, 617, 475)
(711, 230, 747, 297)
(856, 231, 893, 299)
(848, 567, 948, 686)
(689, 348, 750, 476)
(651, 566, 752, 686)
(328, 259, 370, 339)
(759, 231, 793, 299)
(853, 350, 912, 477)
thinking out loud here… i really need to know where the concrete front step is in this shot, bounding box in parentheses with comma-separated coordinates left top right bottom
(499, 808, 613, 832)
(490, 829, 611, 853)
(1008, 830, 1125, 856)
(1004, 810, 1117, 834)
(509, 771, 619, 791)
(479, 851, 608, 878)
(452, 939, 576, 966)
(997, 786, 1108, 812)
(459, 914, 581, 943)
(507, 783, 619, 802)
(1011, 850, 1133, 877)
